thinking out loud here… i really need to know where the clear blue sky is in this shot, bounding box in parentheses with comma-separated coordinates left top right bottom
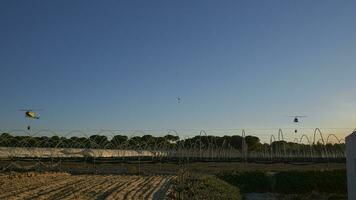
(1, 0, 356, 133)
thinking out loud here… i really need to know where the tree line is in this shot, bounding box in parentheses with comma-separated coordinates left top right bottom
(0, 133, 345, 154)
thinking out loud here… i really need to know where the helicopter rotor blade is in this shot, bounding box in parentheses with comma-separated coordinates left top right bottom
(19, 109, 44, 111)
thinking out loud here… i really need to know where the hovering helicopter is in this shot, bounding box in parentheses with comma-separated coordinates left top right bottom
(19, 109, 42, 130)
(289, 115, 307, 133)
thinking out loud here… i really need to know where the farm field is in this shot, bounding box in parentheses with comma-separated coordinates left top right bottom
(0, 172, 173, 200)
(185, 162, 345, 173)
(0, 161, 347, 200)
(0, 160, 346, 174)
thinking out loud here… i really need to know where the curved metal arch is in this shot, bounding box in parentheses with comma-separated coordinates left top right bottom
(299, 134, 311, 145)
(8, 129, 32, 136)
(167, 129, 179, 136)
(198, 130, 208, 159)
(277, 129, 287, 157)
(299, 134, 313, 158)
(326, 134, 341, 144)
(107, 131, 128, 149)
(277, 129, 284, 141)
(95, 130, 118, 141)
(269, 134, 277, 158)
(313, 128, 325, 145)
(313, 128, 329, 158)
(32, 129, 59, 137)
(54, 130, 88, 148)
(12, 130, 56, 148)
(167, 129, 181, 154)
(270, 134, 276, 144)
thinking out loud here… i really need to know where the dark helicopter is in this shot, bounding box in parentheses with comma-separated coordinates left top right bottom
(289, 115, 307, 133)
(19, 109, 42, 130)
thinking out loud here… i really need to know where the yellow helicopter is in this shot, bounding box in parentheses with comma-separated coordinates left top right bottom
(19, 109, 42, 130)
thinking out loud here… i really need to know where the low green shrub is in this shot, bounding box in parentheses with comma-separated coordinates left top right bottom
(273, 171, 312, 193)
(218, 171, 271, 193)
(173, 175, 242, 200)
(274, 170, 347, 194)
(219, 170, 346, 194)
(245, 192, 347, 200)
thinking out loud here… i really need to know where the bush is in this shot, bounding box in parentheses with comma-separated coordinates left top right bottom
(173, 175, 242, 200)
(273, 171, 312, 193)
(218, 171, 271, 192)
(219, 170, 347, 194)
(274, 170, 347, 194)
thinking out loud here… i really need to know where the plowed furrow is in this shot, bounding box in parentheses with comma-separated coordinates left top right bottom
(22, 176, 86, 199)
(41, 176, 97, 200)
(82, 176, 122, 199)
(97, 176, 139, 200)
(135, 176, 164, 199)
(30, 177, 88, 200)
(94, 178, 126, 200)
(0, 175, 66, 194)
(124, 177, 155, 200)
(152, 177, 174, 200)
(0, 173, 172, 200)
(0, 176, 68, 199)
(145, 176, 167, 199)
(106, 177, 146, 200)
(79, 176, 128, 199)
(60, 177, 109, 200)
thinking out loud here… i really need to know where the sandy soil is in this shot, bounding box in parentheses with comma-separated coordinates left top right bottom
(0, 172, 173, 200)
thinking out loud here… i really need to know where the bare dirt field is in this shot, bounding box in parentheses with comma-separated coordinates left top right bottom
(0, 172, 173, 200)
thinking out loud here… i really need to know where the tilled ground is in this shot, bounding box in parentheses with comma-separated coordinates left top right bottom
(0, 172, 173, 200)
